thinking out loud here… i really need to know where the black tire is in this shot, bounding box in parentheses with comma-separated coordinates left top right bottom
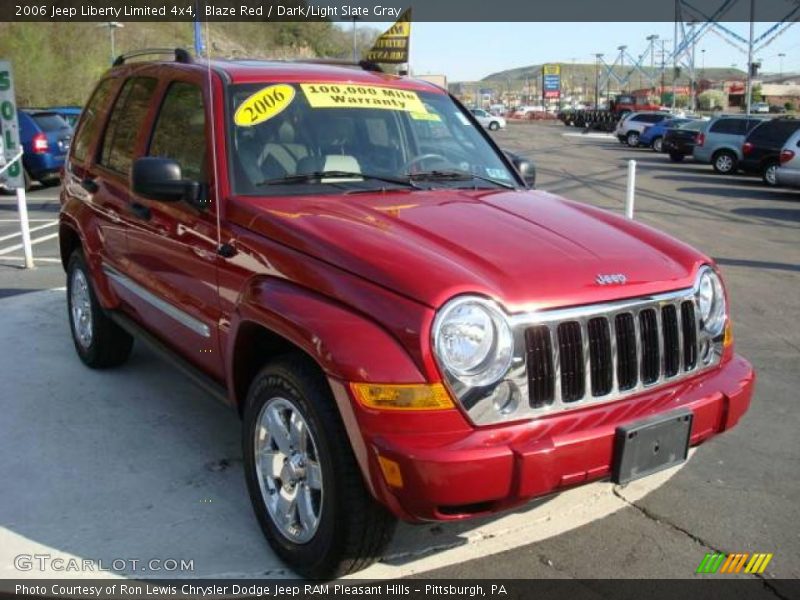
(66, 250, 133, 368)
(242, 356, 396, 579)
(488, 121, 500, 131)
(23, 168, 32, 192)
(712, 150, 737, 174)
(652, 137, 663, 153)
(669, 152, 685, 162)
(761, 161, 779, 186)
(626, 131, 640, 147)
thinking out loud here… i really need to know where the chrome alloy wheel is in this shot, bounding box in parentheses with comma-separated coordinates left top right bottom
(70, 268, 93, 349)
(254, 397, 323, 543)
(716, 154, 734, 173)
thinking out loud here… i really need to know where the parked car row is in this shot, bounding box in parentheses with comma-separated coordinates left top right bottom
(1, 106, 81, 191)
(619, 110, 800, 190)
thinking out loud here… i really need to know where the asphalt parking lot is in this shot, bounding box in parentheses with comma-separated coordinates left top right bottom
(0, 122, 797, 589)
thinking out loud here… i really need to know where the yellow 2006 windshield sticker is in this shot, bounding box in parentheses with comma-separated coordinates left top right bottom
(234, 84, 295, 127)
(300, 83, 428, 114)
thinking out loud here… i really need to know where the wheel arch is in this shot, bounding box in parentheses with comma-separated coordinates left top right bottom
(59, 221, 82, 272)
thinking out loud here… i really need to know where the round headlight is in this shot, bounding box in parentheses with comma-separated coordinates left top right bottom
(433, 297, 514, 387)
(696, 268, 726, 336)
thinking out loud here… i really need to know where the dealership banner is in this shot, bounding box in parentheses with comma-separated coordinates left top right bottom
(365, 8, 412, 64)
(0, 0, 794, 22)
(542, 64, 561, 100)
(1, 579, 799, 600)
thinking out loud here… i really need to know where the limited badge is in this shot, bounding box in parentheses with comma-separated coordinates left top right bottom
(234, 84, 295, 127)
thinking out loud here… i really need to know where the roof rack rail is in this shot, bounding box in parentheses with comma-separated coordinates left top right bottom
(113, 48, 192, 67)
(297, 58, 384, 73)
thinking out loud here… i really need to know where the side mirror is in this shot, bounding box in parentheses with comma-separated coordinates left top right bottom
(504, 151, 536, 188)
(132, 157, 201, 204)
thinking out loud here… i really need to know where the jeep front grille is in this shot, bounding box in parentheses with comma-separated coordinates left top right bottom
(519, 290, 705, 414)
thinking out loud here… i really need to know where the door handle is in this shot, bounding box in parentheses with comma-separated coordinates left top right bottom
(80, 178, 98, 193)
(129, 202, 151, 221)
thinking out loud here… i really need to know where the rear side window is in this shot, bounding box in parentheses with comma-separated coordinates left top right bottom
(748, 120, 800, 144)
(148, 82, 207, 182)
(710, 119, 746, 135)
(100, 77, 157, 175)
(32, 113, 68, 132)
(73, 79, 116, 163)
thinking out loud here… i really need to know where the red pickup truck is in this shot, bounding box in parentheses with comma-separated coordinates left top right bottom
(59, 50, 754, 578)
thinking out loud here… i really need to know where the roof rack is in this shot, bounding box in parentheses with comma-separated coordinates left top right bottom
(296, 58, 384, 73)
(113, 48, 192, 67)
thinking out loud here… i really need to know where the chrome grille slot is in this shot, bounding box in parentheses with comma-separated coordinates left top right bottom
(662, 304, 680, 377)
(681, 301, 697, 369)
(615, 313, 638, 390)
(588, 317, 613, 396)
(639, 309, 660, 384)
(557, 321, 585, 402)
(525, 325, 554, 408)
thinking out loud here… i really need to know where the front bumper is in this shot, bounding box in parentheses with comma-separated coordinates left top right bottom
(339, 354, 754, 522)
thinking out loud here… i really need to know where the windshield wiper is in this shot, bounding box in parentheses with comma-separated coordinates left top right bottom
(255, 171, 417, 188)
(408, 169, 516, 190)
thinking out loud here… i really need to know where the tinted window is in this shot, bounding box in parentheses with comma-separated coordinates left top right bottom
(710, 118, 747, 135)
(148, 82, 207, 182)
(750, 120, 800, 145)
(32, 113, 69, 132)
(100, 77, 157, 174)
(73, 79, 116, 163)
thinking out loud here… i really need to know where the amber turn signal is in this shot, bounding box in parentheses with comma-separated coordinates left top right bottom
(377, 455, 404, 488)
(724, 320, 734, 347)
(350, 382, 454, 411)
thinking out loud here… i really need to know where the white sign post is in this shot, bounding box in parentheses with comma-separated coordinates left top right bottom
(0, 59, 34, 269)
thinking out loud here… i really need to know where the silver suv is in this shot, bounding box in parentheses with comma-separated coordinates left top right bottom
(776, 127, 800, 188)
(692, 115, 765, 174)
(615, 112, 669, 147)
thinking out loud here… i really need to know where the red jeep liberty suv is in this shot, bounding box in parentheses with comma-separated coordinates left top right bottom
(59, 49, 754, 578)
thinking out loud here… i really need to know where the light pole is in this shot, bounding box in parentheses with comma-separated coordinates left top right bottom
(595, 53, 604, 106)
(745, 0, 755, 115)
(351, 17, 359, 62)
(646, 34, 659, 95)
(618, 45, 627, 93)
(779, 53, 786, 78)
(98, 22, 124, 65)
(701, 49, 706, 80)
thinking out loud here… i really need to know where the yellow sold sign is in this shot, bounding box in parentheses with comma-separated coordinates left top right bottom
(234, 84, 295, 127)
(300, 83, 427, 114)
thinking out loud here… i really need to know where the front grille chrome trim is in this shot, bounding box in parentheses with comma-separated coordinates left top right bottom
(455, 286, 721, 426)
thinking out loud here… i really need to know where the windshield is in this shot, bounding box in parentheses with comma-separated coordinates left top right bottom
(678, 120, 706, 131)
(227, 82, 517, 195)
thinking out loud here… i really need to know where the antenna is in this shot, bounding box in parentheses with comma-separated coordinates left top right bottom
(202, 19, 228, 257)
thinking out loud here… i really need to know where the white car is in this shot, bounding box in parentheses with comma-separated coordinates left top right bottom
(752, 102, 770, 114)
(614, 111, 670, 147)
(470, 108, 506, 131)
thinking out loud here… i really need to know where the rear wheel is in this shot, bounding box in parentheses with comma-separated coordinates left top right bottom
(488, 121, 500, 131)
(66, 250, 133, 368)
(669, 152, 685, 162)
(652, 137, 663, 152)
(712, 150, 737, 174)
(762, 161, 779, 186)
(626, 131, 640, 147)
(243, 357, 396, 579)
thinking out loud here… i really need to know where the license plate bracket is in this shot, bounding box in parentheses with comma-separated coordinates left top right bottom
(612, 409, 693, 485)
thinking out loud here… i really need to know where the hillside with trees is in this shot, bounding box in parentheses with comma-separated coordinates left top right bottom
(0, 21, 378, 106)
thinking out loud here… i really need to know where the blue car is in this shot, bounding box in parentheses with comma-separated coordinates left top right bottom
(639, 118, 693, 152)
(48, 106, 82, 128)
(18, 109, 72, 189)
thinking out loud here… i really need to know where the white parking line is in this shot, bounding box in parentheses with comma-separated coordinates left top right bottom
(0, 219, 58, 243)
(562, 132, 618, 140)
(0, 232, 59, 256)
(0, 256, 61, 264)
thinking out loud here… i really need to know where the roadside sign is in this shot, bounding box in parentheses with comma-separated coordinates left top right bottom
(0, 60, 23, 189)
(542, 64, 561, 100)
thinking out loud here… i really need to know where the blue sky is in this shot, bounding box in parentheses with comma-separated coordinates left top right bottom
(357, 22, 800, 81)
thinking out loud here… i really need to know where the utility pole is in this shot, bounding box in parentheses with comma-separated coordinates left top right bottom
(745, 0, 754, 115)
(779, 52, 785, 78)
(701, 48, 706, 81)
(595, 53, 604, 106)
(618, 45, 627, 92)
(672, 0, 678, 111)
(351, 17, 359, 62)
(660, 39, 668, 104)
(689, 22, 697, 111)
(647, 34, 659, 96)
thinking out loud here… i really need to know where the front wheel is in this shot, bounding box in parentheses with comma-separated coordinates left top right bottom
(66, 250, 133, 368)
(243, 357, 396, 579)
(762, 161, 779, 186)
(488, 121, 500, 131)
(626, 131, 640, 147)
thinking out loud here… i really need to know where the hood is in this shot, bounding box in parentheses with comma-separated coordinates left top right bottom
(231, 189, 707, 311)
